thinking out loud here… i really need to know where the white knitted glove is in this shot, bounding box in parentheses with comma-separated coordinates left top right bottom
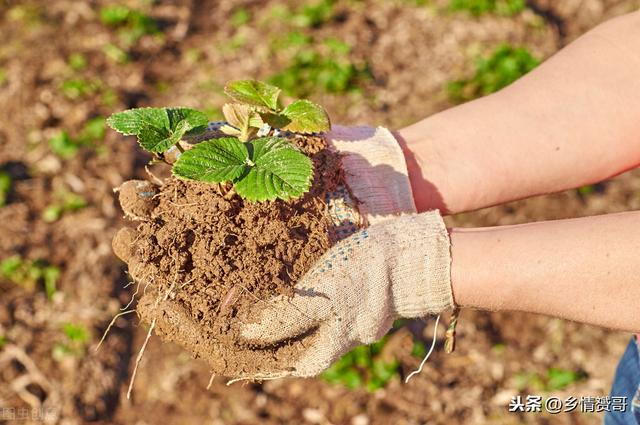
(236, 125, 455, 378)
(325, 125, 417, 224)
(240, 211, 454, 378)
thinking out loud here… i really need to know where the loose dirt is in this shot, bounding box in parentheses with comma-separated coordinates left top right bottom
(113, 134, 346, 376)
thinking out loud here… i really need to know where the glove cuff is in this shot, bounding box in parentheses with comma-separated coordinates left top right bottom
(386, 211, 454, 318)
(327, 125, 417, 225)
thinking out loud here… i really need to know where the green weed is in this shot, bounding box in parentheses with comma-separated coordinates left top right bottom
(49, 132, 78, 159)
(448, 45, 539, 102)
(99, 4, 159, 46)
(0, 335, 6, 348)
(513, 367, 586, 392)
(68, 53, 88, 72)
(101, 88, 119, 107)
(42, 190, 87, 223)
(53, 323, 90, 359)
(449, 0, 526, 16)
(103, 43, 129, 64)
(270, 37, 369, 97)
(322, 336, 400, 392)
(0, 255, 60, 299)
(0, 170, 12, 207)
(61, 78, 101, 100)
(231, 8, 251, 27)
(7, 5, 42, 26)
(292, 0, 335, 28)
(49, 117, 106, 159)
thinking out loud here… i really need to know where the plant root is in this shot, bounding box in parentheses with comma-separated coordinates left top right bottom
(127, 317, 156, 400)
(126, 279, 178, 399)
(206, 372, 215, 390)
(405, 314, 440, 383)
(95, 310, 136, 352)
(145, 165, 164, 186)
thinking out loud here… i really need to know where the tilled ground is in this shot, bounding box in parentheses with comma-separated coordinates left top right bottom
(1, 1, 638, 424)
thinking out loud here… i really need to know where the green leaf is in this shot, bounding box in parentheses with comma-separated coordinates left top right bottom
(63, 323, 89, 343)
(49, 131, 80, 159)
(43, 266, 59, 300)
(107, 108, 168, 136)
(280, 99, 330, 133)
(260, 112, 292, 130)
(166, 108, 208, 135)
(174, 137, 313, 201)
(234, 137, 313, 201)
(224, 80, 281, 111)
(107, 107, 208, 153)
(0, 170, 11, 207)
(173, 137, 249, 183)
(222, 103, 260, 141)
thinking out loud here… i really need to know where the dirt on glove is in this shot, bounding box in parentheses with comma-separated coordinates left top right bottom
(112, 135, 347, 377)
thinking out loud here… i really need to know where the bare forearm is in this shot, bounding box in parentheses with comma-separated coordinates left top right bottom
(450, 211, 640, 332)
(398, 12, 640, 214)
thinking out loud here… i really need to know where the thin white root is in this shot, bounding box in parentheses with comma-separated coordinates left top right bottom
(206, 372, 215, 390)
(145, 165, 164, 185)
(226, 372, 289, 386)
(127, 280, 177, 399)
(405, 314, 441, 383)
(127, 317, 156, 400)
(122, 281, 141, 311)
(95, 310, 136, 352)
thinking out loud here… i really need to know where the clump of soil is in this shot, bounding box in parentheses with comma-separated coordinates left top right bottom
(113, 134, 347, 376)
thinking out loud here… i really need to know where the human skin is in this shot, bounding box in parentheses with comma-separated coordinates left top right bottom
(450, 213, 640, 332)
(396, 11, 640, 331)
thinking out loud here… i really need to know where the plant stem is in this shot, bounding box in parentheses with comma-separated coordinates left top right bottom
(175, 142, 185, 154)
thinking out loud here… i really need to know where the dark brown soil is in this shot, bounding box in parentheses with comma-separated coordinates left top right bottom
(114, 134, 345, 376)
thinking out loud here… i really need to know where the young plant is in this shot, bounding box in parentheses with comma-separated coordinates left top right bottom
(0, 170, 12, 207)
(449, 0, 526, 16)
(42, 190, 87, 223)
(107, 79, 331, 202)
(321, 336, 400, 392)
(448, 44, 539, 102)
(53, 323, 90, 360)
(270, 37, 370, 97)
(49, 117, 106, 159)
(99, 4, 159, 46)
(0, 255, 60, 299)
(512, 367, 586, 392)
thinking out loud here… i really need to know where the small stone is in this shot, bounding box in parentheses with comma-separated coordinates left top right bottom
(302, 408, 325, 424)
(351, 414, 369, 425)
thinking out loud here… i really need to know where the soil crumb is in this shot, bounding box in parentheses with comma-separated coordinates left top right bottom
(118, 135, 345, 376)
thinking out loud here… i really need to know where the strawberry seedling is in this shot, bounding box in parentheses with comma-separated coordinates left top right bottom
(107, 79, 330, 202)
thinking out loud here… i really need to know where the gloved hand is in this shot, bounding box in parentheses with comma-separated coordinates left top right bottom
(113, 123, 451, 379)
(324, 125, 417, 227)
(234, 125, 456, 378)
(239, 211, 454, 378)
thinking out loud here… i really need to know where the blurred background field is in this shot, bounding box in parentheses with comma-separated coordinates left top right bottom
(1, 0, 640, 424)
